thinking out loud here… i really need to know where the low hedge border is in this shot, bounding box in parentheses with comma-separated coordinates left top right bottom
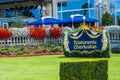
(63, 44, 110, 58)
(60, 59, 108, 80)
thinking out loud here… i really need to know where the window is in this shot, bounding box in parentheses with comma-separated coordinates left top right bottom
(90, 9, 95, 18)
(57, 0, 95, 19)
(2, 23, 8, 28)
(62, 10, 84, 19)
(57, 2, 67, 7)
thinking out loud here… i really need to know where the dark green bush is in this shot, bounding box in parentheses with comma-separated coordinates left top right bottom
(64, 48, 110, 58)
(60, 59, 108, 80)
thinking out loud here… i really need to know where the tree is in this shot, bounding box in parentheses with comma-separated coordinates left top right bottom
(11, 20, 26, 28)
(101, 12, 114, 26)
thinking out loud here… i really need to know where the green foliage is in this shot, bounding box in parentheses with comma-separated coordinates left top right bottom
(102, 31, 111, 57)
(11, 20, 26, 28)
(102, 12, 114, 26)
(47, 44, 63, 52)
(14, 47, 24, 55)
(68, 27, 81, 35)
(34, 46, 46, 53)
(60, 59, 108, 80)
(0, 44, 63, 55)
(64, 49, 110, 58)
(50, 46, 63, 52)
(0, 46, 7, 55)
(6, 47, 15, 54)
(22, 47, 31, 54)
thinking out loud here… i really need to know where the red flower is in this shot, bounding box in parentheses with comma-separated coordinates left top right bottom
(99, 26, 104, 30)
(50, 26, 63, 38)
(89, 25, 104, 31)
(28, 27, 46, 39)
(0, 28, 12, 40)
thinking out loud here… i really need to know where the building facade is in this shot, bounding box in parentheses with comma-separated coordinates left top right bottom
(0, 0, 111, 27)
(53, 0, 109, 22)
(110, 0, 120, 25)
(0, 0, 52, 27)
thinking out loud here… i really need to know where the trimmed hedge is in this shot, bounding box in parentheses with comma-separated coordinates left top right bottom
(64, 48, 110, 58)
(60, 59, 108, 80)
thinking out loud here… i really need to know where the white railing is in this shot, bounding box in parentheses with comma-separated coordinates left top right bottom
(1, 26, 120, 48)
(106, 26, 120, 49)
(109, 33, 120, 48)
(0, 36, 63, 46)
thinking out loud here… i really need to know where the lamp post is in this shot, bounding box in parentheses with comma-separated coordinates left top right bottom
(41, 17, 45, 26)
(96, 0, 107, 26)
(70, 15, 74, 30)
(83, 16, 86, 24)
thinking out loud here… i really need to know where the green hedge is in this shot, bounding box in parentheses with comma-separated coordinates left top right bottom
(60, 59, 108, 80)
(64, 48, 110, 58)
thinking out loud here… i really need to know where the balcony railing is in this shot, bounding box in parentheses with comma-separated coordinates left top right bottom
(0, 36, 63, 46)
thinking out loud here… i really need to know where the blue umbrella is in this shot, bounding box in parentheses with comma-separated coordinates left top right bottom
(28, 16, 62, 25)
(61, 15, 98, 24)
(61, 14, 98, 30)
(86, 18, 98, 22)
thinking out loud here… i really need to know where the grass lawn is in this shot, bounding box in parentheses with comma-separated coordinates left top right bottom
(0, 54, 119, 80)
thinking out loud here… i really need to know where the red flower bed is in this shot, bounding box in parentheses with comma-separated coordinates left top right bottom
(50, 26, 63, 38)
(0, 28, 12, 40)
(90, 25, 104, 31)
(28, 27, 46, 39)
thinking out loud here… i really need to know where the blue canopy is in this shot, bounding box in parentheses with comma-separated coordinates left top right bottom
(28, 17, 62, 25)
(61, 16, 98, 24)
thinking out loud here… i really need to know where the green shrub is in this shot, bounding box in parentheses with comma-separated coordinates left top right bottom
(14, 47, 24, 55)
(60, 59, 108, 80)
(35, 46, 46, 53)
(11, 20, 26, 28)
(7, 47, 15, 54)
(50, 46, 63, 52)
(22, 47, 31, 54)
(64, 48, 110, 58)
(47, 44, 63, 52)
(0, 46, 7, 55)
(0, 44, 63, 55)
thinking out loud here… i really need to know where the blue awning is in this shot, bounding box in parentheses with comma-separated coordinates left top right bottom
(61, 16, 98, 24)
(28, 17, 62, 25)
